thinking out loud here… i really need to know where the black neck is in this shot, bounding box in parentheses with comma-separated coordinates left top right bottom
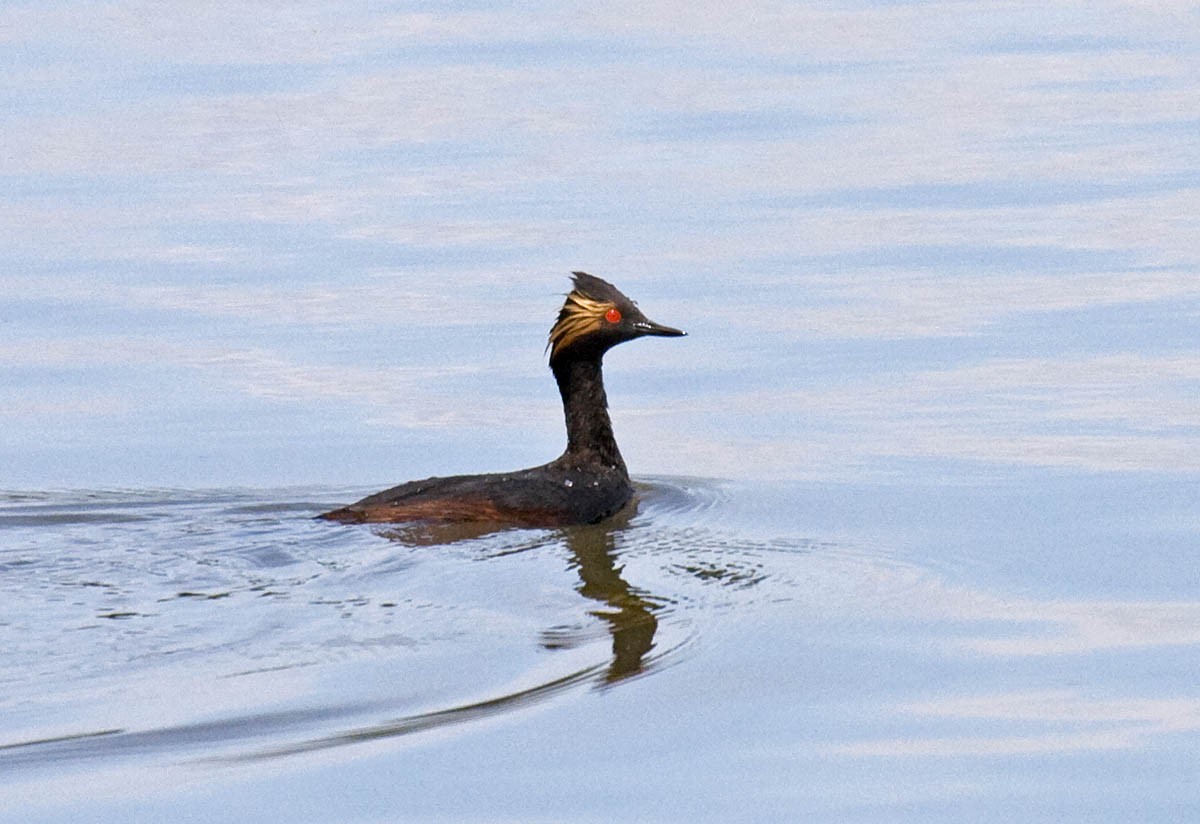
(551, 356, 627, 472)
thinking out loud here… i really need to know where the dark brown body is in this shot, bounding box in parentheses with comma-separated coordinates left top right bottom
(318, 273, 683, 527)
(319, 460, 633, 526)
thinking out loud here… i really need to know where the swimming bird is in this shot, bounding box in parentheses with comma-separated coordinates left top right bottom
(319, 272, 685, 526)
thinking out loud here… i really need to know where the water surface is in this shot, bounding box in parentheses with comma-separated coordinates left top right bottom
(3, 477, 1198, 822)
(2, 1, 1198, 821)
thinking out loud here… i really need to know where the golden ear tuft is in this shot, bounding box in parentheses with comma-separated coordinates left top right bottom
(548, 289, 616, 360)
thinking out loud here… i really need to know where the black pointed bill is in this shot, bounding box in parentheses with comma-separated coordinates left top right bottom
(632, 319, 686, 337)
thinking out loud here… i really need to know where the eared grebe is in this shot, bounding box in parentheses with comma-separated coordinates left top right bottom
(319, 272, 685, 526)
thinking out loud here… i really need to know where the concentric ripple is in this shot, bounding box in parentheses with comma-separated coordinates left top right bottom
(0, 480, 909, 770)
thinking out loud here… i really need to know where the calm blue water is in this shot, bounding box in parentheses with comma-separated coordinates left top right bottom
(2, 478, 1198, 822)
(2, 2, 1199, 821)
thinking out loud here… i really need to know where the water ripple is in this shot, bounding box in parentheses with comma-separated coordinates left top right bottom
(0, 480, 904, 770)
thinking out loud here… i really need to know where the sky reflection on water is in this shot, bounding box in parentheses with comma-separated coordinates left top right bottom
(2, 0, 1198, 488)
(0, 478, 1197, 821)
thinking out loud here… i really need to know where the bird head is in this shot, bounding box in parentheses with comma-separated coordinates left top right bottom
(547, 272, 685, 365)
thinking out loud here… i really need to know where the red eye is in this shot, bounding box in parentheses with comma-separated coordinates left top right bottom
(604, 307, 622, 324)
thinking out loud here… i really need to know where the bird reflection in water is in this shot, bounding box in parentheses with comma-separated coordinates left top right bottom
(382, 502, 662, 684)
(543, 515, 661, 684)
